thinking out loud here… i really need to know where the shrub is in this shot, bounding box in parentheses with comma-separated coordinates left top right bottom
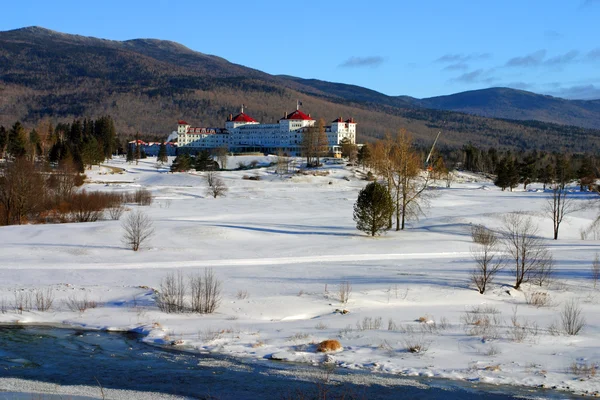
(70, 190, 109, 222)
(561, 299, 585, 335)
(156, 271, 186, 313)
(338, 281, 352, 304)
(403, 335, 430, 353)
(64, 294, 99, 312)
(134, 188, 153, 206)
(190, 268, 222, 314)
(34, 288, 54, 312)
(525, 291, 551, 307)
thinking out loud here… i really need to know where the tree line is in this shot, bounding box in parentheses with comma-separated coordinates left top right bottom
(0, 116, 119, 172)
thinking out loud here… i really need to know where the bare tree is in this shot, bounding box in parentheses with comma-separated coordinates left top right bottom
(214, 145, 228, 170)
(315, 118, 329, 166)
(470, 225, 503, 294)
(206, 176, 227, 198)
(275, 148, 291, 175)
(156, 271, 186, 313)
(301, 123, 318, 167)
(502, 213, 552, 289)
(205, 171, 216, 187)
(544, 183, 582, 240)
(389, 131, 431, 231)
(561, 299, 585, 335)
(122, 210, 154, 251)
(0, 157, 46, 225)
(592, 253, 600, 288)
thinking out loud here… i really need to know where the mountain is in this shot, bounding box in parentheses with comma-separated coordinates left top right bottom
(413, 88, 600, 130)
(1, 26, 600, 153)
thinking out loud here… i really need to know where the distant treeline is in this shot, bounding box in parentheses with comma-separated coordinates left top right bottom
(0, 116, 120, 172)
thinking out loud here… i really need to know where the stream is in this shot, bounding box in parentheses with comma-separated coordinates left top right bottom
(0, 325, 574, 399)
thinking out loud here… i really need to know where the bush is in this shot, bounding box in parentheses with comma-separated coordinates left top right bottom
(70, 190, 111, 222)
(156, 271, 186, 313)
(561, 299, 585, 335)
(64, 294, 99, 312)
(156, 268, 222, 314)
(134, 188, 153, 206)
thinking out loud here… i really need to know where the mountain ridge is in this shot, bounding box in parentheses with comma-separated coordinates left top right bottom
(1, 26, 600, 152)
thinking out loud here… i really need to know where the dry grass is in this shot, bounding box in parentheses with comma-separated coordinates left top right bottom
(570, 361, 597, 378)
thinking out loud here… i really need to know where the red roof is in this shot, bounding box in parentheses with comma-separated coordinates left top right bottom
(345, 118, 356, 124)
(283, 110, 313, 121)
(177, 120, 188, 125)
(231, 112, 258, 123)
(333, 117, 343, 123)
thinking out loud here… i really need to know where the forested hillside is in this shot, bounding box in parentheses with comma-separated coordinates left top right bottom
(1, 26, 600, 152)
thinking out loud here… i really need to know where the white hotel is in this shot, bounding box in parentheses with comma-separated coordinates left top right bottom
(175, 105, 357, 156)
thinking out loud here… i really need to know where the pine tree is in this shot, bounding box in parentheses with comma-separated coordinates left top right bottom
(494, 157, 508, 190)
(353, 181, 394, 236)
(157, 142, 168, 164)
(7, 122, 27, 158)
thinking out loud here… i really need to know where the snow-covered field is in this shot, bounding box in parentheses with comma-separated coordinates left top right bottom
(1, 156, 600, 397)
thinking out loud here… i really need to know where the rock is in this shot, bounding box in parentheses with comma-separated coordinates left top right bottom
(317, 339, 343, 353)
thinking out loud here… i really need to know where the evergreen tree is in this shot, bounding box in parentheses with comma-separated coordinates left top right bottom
(506, 157, 520, 191)
(555, 154, 572, 189)
(195, 150, 214, 171)
(577, 156, 596, 191)
(7, 122, 27, 158)
(0, 126, 7, 158)
(353, 181, 394, 236)
(519, 153, 538, 190)
(157, 142, 168, 164)
(494, 157, 508, 190)
(540, 163, 555, 190)
(126, 145, 134, 163)
(357, 144, 371, 169)
(171, 154, 192, 172)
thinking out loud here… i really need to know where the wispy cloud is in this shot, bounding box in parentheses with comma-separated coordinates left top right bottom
(505, 82, 533, 90)
(505, 50, 547, 67)
(545, 50, 580, 66)
(587, 48, 600, 61)
(581, 0, 600, 8)
(544, 30, 563, 40)
(339, 56, 384, 68)
(547, 84, 600, 100)
(443, 63, 469, 71)
(452, 69, 497, 84)
(435, 53, 491, 63)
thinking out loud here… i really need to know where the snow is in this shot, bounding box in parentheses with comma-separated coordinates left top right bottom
(1, 156, 600, 397)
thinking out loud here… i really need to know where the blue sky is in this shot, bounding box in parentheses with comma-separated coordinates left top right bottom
(2, 0, 599, 99)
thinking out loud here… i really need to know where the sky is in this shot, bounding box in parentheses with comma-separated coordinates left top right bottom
(1, 0, 599, 100)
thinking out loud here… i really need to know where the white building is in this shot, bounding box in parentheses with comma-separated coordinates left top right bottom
(176, 106, 357, 156)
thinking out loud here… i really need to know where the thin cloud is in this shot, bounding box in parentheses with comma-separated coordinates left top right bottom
(505, 50, 547, 67)
(443, 63, 469, 71)
(505, 82, 533, 90)
(581, 0, 600, 8)
(452, 69, 497, 84)
(587, 48, 600, 61)
(435, 53, 490, 63)
(544, 30, 563, 40)
(339, 56, 384, 68)
(544, 50, 580, 66)
(547, 84, 600, 100)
